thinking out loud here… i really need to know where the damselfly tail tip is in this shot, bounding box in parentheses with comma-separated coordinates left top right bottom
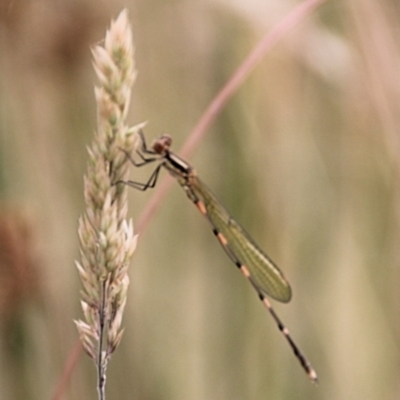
(308, 367, 318, 384)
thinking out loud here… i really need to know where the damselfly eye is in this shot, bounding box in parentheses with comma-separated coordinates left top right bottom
(152, 134, 172, 155)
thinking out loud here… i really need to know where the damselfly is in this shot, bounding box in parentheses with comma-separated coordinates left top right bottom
(122, 131, 317, 382)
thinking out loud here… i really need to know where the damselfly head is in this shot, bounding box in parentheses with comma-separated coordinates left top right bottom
(152, 134, 172, 155)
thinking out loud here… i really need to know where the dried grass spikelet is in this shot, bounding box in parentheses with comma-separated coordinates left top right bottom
(75, 9, 141, 372)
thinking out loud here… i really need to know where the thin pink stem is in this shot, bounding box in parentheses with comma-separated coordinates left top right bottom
(52, 341, 83, 400)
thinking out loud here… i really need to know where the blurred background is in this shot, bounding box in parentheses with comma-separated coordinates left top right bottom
(1, 0, 400, 399)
